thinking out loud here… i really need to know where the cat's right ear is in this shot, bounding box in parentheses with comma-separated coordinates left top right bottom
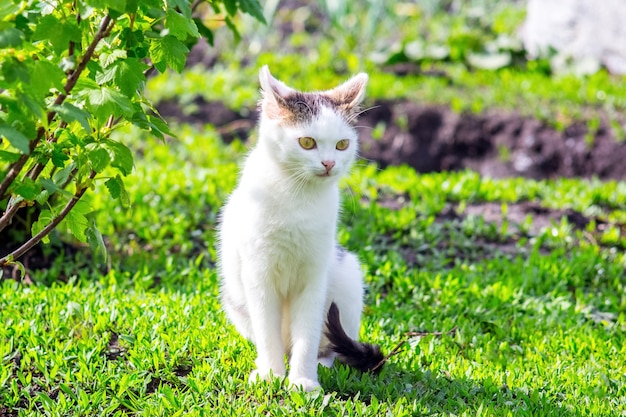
(259, 65, 293, 120)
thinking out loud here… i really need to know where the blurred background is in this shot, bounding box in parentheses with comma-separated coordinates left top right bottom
(150, 0, 626, 181)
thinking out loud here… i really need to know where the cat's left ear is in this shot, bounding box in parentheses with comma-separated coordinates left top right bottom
(326, 73, 368, 112)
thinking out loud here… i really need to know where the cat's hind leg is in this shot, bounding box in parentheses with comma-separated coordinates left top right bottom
(318, 246, 364, 366)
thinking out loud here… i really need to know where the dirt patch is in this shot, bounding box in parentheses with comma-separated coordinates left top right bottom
(357, 101, 626, 180)
(156, 97, 626, 180)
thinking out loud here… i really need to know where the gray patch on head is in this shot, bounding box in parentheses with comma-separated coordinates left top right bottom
(335, 244, 348, 262)
(281, 92, 344, 126)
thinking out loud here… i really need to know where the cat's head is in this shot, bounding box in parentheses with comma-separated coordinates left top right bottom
(257, 65, 368, 183)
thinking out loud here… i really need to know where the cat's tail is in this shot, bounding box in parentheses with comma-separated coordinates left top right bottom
(324, 302, 385, 374)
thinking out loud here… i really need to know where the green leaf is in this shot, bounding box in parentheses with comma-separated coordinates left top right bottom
(0, 150, 20, 163)
(0, 2, 21, 21)
(222, 0, 238, 16)
(53, 163, 75, 187)
(165, 0, 191, 18)
(102, 140, 133, 175)
(27, 60, 65, 99)
(31, 209, 53, 244)
(165, 9, 200, 41)
(85, 87, 134, 120)
(239, 0, 266, 23)
(32, 15, 82, 55)
(86, 145, 111, 173)
(105, 174, 129, 207)
(104, 176, 122, 199)
(65, 200, 90, 242)
(51, 148, 70, 168)
(13, 177, 40, 200)
(100, 49, 127, 68)
(113, 58, 148, 97)
(54, 103, 92, 133)
(0, 124, 30, 154)
(0, 57, 28, 84)
(86, 217, 107, 262)
(223, 0, 266, 23)
(0, 26, 24, 48)
(193, 18, 213, 45)
(149, 35, 189, 73)
(86, 0, 127, 13)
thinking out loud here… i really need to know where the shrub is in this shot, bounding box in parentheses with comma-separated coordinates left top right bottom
(0, 0, 264, 271)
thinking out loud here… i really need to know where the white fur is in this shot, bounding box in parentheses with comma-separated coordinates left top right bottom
(218, 67, 368, 391)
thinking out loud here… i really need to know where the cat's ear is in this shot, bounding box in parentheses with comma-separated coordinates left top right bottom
(259, 65, 294, 120)
(326, 73, 368, 113)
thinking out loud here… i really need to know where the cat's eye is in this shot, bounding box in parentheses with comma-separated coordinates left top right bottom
(298, 136, 317, 150)
(336, 139, 350, 151)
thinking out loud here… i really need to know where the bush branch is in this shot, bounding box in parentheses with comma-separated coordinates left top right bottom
(0, 170, 97, 267)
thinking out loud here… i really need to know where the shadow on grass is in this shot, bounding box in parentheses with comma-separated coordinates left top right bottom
(320, 363, 574, 416)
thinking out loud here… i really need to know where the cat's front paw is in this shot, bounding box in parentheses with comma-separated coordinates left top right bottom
(289, 376, 322, 392)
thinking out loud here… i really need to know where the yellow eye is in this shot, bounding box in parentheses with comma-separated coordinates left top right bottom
(336, 139, 349, 151)
(298, 136, 317, 150)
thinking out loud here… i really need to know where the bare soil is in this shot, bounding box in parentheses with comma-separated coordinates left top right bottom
(157, 96, 626, 181)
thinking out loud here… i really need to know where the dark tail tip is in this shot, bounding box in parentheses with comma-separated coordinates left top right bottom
(324, 302, 385, 374)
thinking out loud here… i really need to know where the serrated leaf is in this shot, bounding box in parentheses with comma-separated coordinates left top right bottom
(113, 58, 147, 97)
(86, 146, 111, 172)
(166, 9, 200, 41)
(13, 177, 40, 200)
(85, 87, 134, 119)
(86, 217, 107, 262)
(100, 49, 127, 68)
(104, 176, 122, 199)
(104, 175, 130, 207)
(51, 148, 69, 168)
(149, 35, 189, 73)
(64, 200, 90, 242)
(27, 60, 65, 99)
(53, 163, 75, 187)
(102, 140, 133, 175)
(0, 124, 30, 154)
(54, 103, 92, 133)
(32, 15, 82, 54)
(31, 209, 53, 244)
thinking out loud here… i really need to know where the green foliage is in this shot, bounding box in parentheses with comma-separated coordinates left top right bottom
(0, 0, 264, 267)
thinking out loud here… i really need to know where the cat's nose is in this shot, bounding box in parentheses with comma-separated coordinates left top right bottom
(321, 160, 336, 173)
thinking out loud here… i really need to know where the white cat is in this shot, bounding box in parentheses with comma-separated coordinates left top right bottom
(218, 66, 382, 392)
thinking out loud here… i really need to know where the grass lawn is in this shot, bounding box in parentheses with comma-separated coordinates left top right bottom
(2, 1, 626, 415)
(1, 122, 625, 415)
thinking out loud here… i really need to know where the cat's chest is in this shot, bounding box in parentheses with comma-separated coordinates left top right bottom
(236, 185, 337, 249)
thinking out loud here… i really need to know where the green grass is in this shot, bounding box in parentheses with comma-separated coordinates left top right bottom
(2, 125, 625, 416)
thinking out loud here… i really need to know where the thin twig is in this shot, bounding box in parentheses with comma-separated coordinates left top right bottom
(370, 338, 407, 373)
(369, 326, 458, 373)
(406, 327, 458, 338)
(0, 199, 27, 233)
